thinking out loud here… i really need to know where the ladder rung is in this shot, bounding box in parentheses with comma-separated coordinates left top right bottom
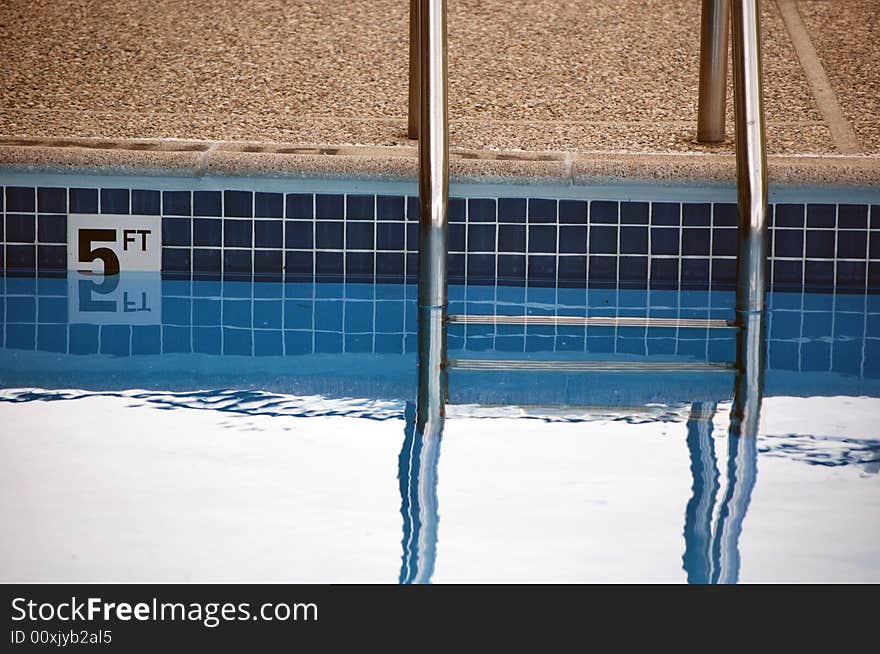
(448, 359, 736, 372)
(447, 315, 734, 329)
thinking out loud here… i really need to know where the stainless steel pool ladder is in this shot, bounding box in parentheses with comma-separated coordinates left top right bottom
(411, 1, 768, 435)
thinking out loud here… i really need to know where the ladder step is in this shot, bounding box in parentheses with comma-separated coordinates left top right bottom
(448, 359, 736, 372)
(448, 315, 734, 329)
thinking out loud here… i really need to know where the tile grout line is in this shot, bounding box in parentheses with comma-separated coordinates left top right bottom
(775, 0, 862, 155)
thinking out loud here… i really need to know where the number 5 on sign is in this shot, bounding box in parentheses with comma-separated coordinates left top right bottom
(67, 214, 162, 273)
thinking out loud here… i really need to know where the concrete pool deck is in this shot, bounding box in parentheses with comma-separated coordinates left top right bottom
(1, 0, 878, 184)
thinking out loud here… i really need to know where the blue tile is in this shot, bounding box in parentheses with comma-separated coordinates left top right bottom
(559, 225, 587, 254)
(7, 296, 36, 322)
(804, 261, 834, 289)
(838, 204, 868, 228)
(189, 190, 220, 217)
(37, 187, 66, 213)
(131, 325, 161, 355)
(589, 225, 617, 254)
(528, 198, 557, 223)
(468, 224, 496, 252)
(35, 324, 65, 353)
(190, 326, 219, 354)
(806, 231, 834, 258)
(347, 222, 374, 250)
(222, 299, 251, 328)
(100, 188, 129, 214)
(315, 194, 344, 220)
(37, 296, 67, 323)
(284, 299, 313, 329)
(193, 298, 221, 326)
(773, 229, 803, 258)
(314, 299, 343, 331)
(346, 194, 374, 220)
(836, 261, 866, 289)
(161, 296, 191, 325)
(6, 245, 36, 270)
(315, 222, 344, 249)
(68, 323, 99, 354)
(286, 193, 313, 219)
(620, 201, 649, 224)
(37, 245, 65, 270)
(619, 256, 648, 283)
(284, 330, 312, 354)
(712, 228, 736, 256)
(38, 214, 66, 243)
(449, 197, 466, 223)
(6, 187, 35, 212)
(377, 222, 405, 250)
(222, 327, 252, 355)
(7, 214, 35, 242)
(377, 195, 405, 220)
(469, 198, 496, 222)
(285, 251, 313, 276)
(315, 251, 344, 276)
(162, 217, 191, 246)
(803, 311, 833, 339)
(162, 248, 191, 274)
(6, 324, 35, 349)
(346, 252, 374, 280)
(253, 330, 283, 356)
(254, 219, 282, 248)
(807, 204, 835, 227)
(837, 230, 867, 259)
(253, 299, 282, 329)
(313, 331, 342, 353)
(802, 341, 831, 371)
(682, 228, 710, 255)
(254, 250, 283, 277)
(558, 200, 587, 224)
(620, 226, 648, 254)
(714, 203, 738, 227)
(100, 325, 131, 356)
(682, 203, 710, 226)
(285, 221, 313, 249)
(160, 325, 189, 353)
(589, 256, 616, 282)
(651, 202, 680, 225)
(254, 192, 283, 218)
(224, 219, 253, 248)
(192, 248, 221, 274)
(342, 301, 372, 333)
(131, 189, 160, 215)
(224, 190, 253, 218)
(162, 191, 191, 216)
(498, 198, 526, 223)
(651, 227, 679, 255)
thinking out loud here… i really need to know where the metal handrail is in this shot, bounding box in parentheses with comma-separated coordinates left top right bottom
(698, 0, 730, 143)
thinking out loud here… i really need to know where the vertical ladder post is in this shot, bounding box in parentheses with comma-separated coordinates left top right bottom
(416, 0, 449, 434)
(408, 0, 420, 139)
(731, 0, 768, 437)
(697, 0, 731, 143)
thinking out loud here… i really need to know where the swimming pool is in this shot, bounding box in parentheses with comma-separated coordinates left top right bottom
(1, 174, 878, 583)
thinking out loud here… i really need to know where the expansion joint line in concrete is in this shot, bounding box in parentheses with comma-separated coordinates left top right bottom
(775, 0, 862, 154)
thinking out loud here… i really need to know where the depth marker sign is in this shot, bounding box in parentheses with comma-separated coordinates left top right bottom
(67, 214, 162, 273)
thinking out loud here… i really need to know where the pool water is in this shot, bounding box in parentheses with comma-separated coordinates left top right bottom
(1, 275, 879, 583)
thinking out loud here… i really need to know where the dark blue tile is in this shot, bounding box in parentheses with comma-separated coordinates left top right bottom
(406, 196, 420, 221)
(838, 204, 868, 228)
(837, 230, 867, 259)
(588, 201, 616, 224)
(837, 261, 866, 289)
(162, 217, 191, 246)
(315, 251, 344, 276)
(285, 220, 313, 249)
(804, 260, 834, 289)
(871, 205, 880, 229)
(589, 225, 617, 254)
(651, 227, 679, 255)
(100, 188, 129, 214)
(682, 228, 710, 256)
(806, 231, 834, 258)
(498, 198, 526, 223)
(498, 224, 526, 252)
(528, 198, 557, 223)
(285, 251, 313, 276)
(498, 254, 525, 280)
(528, 255, 556, 281)
(100, 325, 131, 356)
(37, 245, 65, 270)
(346, 252, 374, 280)
(773, 260, 802, 288)
(449, 197, 466, 223)
(773, 229, 803, 258)
(406, 253, 418, 280)
(712, 258, 737, 285)
(620, 226, 648, 254)
(131, 189, 160, 215)
(162, 248, 191, 274)
(6, 245, 35, 270)
(619, 256, 648, 283)
(223, 327, 252, 355)
(35, 324, 64, 352)
(162, 191, 191, 216)
(682, 203, 710, 226)
(528, 225, 557, 253)
(559, 225, 587, 254)
(187, 190, 220, 217)
(193, 248, 221, 274)
(36, 214, 65, 243)
(346, 222, 374, 250)
(448, 253, 465, 283)
(652, 202, 680, 225)
(37, 187, 66, 213)
(468, 198, 496, 222)
(254, 192, 283, 218)
(406, 223, 419, 251)
(68, 188, 98, 213)
(6, 214, 35, 242)
(774, 203, 804, 227)
(468, 224, 496, 252)
(376, 252, 404, 279)
(6, 187, 35, 212)
(712, 228, 736, 256)
(223, 250, 252, 276)
(558, 256, 587, 285)
(254, 250, 283, 277)
(650, 258, 679, 286)
(376, 222, 405, 251)
(254, 219, 282, 248)
(714, 203, 739, 227)
(192, 218, 221, 246)
(807, 204, 835, 227)
(346, 194, 374, 220)
(467, 254, 495, 282)
(286, 193, 313, 219)
(620, 201, 649, 224)
(315, 194, 344, 220)
(315, 222, 344, 249)
(559, 200, 587, 224)
(871, 232, 880, 260)
(589, 255, 616, 282)
(377, 195, 405, 220)
(224, 190, 253, 218)
(224, 219, 253, 248)
(681, 259, 710, 286)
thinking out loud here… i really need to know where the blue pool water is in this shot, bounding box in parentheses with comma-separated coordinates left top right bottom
(1, 274, 879, 583)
